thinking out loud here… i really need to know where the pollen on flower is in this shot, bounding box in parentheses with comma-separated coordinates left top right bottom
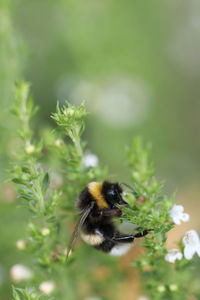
(183, 230, 200, 260)
(169, 204, 190, 225)
(165, 249, 183, 263)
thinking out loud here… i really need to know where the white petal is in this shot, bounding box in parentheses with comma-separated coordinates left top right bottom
(169, 256, 176, 263)
(176, 252, 183, 260)
(170, 204, 183, 214)
(184, 245, 195, 260)
(165, 249, 183, 263)
(165, 254, 175, 263)
(183, 230, 200, 247)
(173, 217, 181, 225)
(169, 204, 187, 225)
(190, 230, 200, 243)
(83, 153, 99, 168)
(176, 205, 184, 212)
(182, 235, 187, 246)
(181, 213, 190, 222)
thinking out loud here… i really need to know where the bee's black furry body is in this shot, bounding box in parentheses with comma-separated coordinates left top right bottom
(75, 181, 147, 256)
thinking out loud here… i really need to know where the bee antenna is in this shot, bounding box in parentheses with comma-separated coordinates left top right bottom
(120, 182, 134, 191)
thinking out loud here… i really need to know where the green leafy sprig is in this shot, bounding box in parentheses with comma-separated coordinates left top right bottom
(121, 138, 198, 300)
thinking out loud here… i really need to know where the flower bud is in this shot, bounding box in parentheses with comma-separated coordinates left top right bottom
(41, 228, 50, 236)
(39, 281, 55, 294)
(157, 285, 166, 293)
(16, 239, 26, 250)
(169, 284, 178, 291)
(25, 144, 35, 154)
(55, 139, 62, 147)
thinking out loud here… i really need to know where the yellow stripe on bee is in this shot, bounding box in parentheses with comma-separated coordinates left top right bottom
(88, 182, 109, 209)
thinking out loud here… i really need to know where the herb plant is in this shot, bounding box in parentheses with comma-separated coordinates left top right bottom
(10, 81, 200, 300)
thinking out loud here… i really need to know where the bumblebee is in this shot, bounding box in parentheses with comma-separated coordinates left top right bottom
(67, 181, 150, 257)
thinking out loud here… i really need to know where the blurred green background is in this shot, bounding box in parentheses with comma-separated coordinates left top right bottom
(1, 0, 200, 299)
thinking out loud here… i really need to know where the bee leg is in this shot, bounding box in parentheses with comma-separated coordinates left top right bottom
(100, 208, 122, 217)
(112, 230, 151, 243)
(112, 235, 135, 243)
(95, 239, 116, 253)
(133, 230, 151, 238)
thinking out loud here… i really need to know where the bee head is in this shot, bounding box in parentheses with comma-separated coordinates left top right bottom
(102, 181, 127, 208)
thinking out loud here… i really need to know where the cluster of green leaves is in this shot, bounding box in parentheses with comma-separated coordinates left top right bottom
(10, 81, 109, 300)
(11, 81, 50, 214)
(10, 82, 63, 270)
(122, 138, 174, 252)
(51, 102, 87, 158)
(121, 138, 198, 300)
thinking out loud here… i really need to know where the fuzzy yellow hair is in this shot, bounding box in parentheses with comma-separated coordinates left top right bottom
(88, 182, 109, 209)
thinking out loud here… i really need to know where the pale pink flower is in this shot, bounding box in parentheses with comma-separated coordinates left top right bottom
(10, 264, 32, 282)
(39, 281, 55, 294)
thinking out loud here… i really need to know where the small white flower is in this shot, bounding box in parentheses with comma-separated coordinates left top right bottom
(169, 204, 190, 225)
(183, 230, 200, 260)
(165, 249, 183, 263)
(39, 281, 55, 294)
(16, 240, 26, 250)
(41, 228, 50, 236)
(10, 264, 32, 282)
(83, 153, 99, 168)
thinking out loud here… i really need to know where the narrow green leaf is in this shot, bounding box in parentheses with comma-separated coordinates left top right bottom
(42, 172, 50, 192)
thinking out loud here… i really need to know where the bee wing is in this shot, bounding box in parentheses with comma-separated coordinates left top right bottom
(66, 202, 95, 258)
